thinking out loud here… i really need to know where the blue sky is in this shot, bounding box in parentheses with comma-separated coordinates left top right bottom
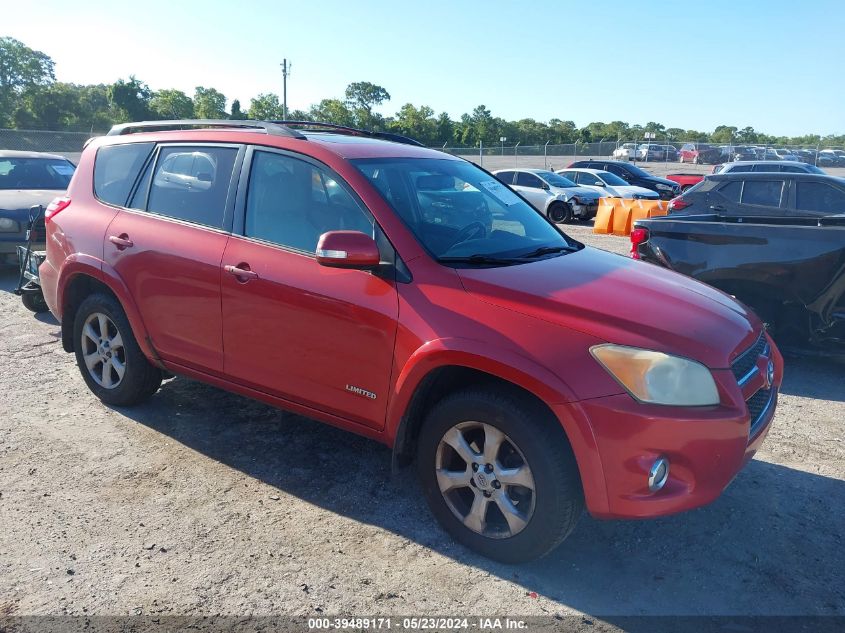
(6, 0, 844, 136)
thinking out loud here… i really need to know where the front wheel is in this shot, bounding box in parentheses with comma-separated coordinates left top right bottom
(417, 389, 584, 563)
(548, 202, 572, 224)
(73, 293, 162, 406)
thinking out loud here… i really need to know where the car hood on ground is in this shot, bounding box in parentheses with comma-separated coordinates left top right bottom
(0, 189, 62, 214)
(457, 247, 759, 368)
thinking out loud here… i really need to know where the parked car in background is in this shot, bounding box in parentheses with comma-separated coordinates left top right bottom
(661, 145, 679, 161)
(712, 161, 826, 175)
(556, 168, 660, 199)
(723, 146, 758, 162)
(39, 119, 782, 563)
(793, 149, 817, 164)
(566, 159, 680, 199)
(667, 172, 845, 217)
(818, 149, 845, 167)
(666, 173, 705, 192)
(636, 144, 664, 161)
(0, 150, 76, 263)
(494, 169, 600, 222)
(612, 143, 638, 160)
(632, 212, 845, 355)
(678, 143, 722, 164)
(772, 148, 801, 161)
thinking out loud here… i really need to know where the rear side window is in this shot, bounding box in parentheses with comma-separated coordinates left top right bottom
(146, 145, 238, 228)
(795, 181, 845, 213)
(752, 163, 781, 172)
(515, 172, 543, 188)
(728, 165, 753, 173)
(741, 180, 784, 207)
(94, 142, 154, 206)
(495, 171, 514, 184)
(717, 180, 742, 202)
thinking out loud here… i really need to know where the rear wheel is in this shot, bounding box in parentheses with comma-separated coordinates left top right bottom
(548, 202, 572, 224)
(417, 389, 583, 563)
(73, 294, 162, 406)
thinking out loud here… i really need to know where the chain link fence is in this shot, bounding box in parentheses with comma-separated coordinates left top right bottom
(438, 141, 845, 171)
(0, 128, 99, 163)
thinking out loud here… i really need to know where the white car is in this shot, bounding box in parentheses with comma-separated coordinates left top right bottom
(493, 169, 601, 223)
(612, 143, 638, 161)
(555, 168, 660, 199)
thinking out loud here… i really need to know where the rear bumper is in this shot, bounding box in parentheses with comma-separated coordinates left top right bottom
(558, 351, 782, 519)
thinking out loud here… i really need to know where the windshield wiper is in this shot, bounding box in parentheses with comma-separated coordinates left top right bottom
(517, 245, 578, 259)
(438, 254, 526, 266)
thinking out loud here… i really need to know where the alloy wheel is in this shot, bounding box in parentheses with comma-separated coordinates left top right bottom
(435, 421, 536, 539)
(80, 312, 126, 389)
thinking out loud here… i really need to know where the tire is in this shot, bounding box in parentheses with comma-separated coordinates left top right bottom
(548, 202, 572, 224)
(72, 293, 162, 406)
(416, 388, 584, 563)
(21, 290, 48, 313)
(678, 155, 684, 163)
(693, 155, 700, 165)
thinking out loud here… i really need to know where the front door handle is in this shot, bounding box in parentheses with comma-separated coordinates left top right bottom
(108, 234, 134, 249)
(224, 263, 259, 282)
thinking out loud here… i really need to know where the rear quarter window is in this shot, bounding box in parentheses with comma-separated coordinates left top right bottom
(795, 181, 845, 213)
(94, 143, 155, 206)
(716, 180, 742, 202)
(741, 180, 784, 207)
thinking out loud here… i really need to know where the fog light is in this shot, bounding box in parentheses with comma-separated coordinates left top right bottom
(648, 457, 669, 492)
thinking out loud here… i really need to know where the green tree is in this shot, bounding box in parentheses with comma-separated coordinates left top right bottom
(711, 125, 738, 143)
(193, 86, 227, 119)
(248, 93, 285, 120)
(149, 89, 194, 119)
(0, 37, 56, 126)
(230, 99, 246, 119)
(344, 81, 390, 129)
(108, 76, 152, 122)
(435, 112, 453, 146)
(389, 103, 437, 144)
(309, 98, 355, 126)
(12, 82, 79, 129)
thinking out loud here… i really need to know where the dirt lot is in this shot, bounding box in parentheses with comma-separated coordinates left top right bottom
(0, 228, 843, 624)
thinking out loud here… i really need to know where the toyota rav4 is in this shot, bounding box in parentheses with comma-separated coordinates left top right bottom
(40, 120, 782, 563)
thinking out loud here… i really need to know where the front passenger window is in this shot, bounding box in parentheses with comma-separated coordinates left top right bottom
(245, 151, 374, 253)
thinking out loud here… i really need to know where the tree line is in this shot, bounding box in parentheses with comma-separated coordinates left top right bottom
(2, 36, 843, 148)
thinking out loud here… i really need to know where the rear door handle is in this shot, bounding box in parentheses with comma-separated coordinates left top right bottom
(224, 264, 259, 282)
(108, 234, 134, 249)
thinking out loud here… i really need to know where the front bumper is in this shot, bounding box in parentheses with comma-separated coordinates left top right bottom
(557, 337, 783, 519)
(571, 202, 599, 219)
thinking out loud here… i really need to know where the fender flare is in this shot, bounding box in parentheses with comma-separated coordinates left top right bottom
(57, 255, 159, 362)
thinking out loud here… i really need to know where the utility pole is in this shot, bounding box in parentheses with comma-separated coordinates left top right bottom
(280, 59, 291, 120)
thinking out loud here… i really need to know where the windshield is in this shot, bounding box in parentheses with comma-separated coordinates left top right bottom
(535, 171, 576, 188)
(0, 157, 75, 190)
(352, 157, 578, 264)
(597, 171, 628, 186)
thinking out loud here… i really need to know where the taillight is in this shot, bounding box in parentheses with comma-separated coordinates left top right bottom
(667, 197, 689, 213)
(45, 196, 71, 224)
(630, 227, 649, 259)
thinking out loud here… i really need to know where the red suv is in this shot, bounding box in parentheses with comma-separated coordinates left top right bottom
(40, 120, 783, 563)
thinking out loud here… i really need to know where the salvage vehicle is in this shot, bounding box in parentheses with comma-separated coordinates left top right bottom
(567, 159, 680, 200)
(612, 143, 638, 160)
(0, 150, 75, 264)
(665, 173, 704, 192)
(556, 168, 659, 199)
(667, 172, 845, 217)
(493, 168, 600, 223)
(40, 120, 782, 563)
(678, 143, 722, 164)
(631, 213, 845, 354)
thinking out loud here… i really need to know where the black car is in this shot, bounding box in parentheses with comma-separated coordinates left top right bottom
(567, 159, 680, 200)
(667, 172, 845, 217)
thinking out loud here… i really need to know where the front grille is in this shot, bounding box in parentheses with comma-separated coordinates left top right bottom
(747, 388, 774, 438)
(731, 332, 766, 382)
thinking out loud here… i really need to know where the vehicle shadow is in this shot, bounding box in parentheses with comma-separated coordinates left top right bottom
(120, 376, 844, 616)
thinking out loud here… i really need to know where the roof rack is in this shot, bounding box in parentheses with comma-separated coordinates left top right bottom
(106, 119, 306, 139)
(270, 121, 424, 147)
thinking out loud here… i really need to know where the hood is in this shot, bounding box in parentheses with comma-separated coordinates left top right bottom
(552, 185, 600, 201)
(610, 185, 660, 199)
(0, 189, 62, 214)
(639, 175, 678, 187)
(456, 247, 759, 368)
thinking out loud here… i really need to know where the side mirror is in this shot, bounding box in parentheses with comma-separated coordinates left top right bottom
(541, 183, 550, 190)
(316, 230, 380, 269)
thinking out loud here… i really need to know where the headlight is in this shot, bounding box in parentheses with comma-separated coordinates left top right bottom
(0, 217, 20, 232)
(590, 344, 720, 406)
(655, 184, 672, 191)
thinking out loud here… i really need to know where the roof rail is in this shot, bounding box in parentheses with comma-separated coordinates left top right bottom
(270, 120, 425, 147)
(106, 119, 306, 139)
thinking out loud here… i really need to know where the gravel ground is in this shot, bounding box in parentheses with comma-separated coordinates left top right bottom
(0, 227, 843, 624)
